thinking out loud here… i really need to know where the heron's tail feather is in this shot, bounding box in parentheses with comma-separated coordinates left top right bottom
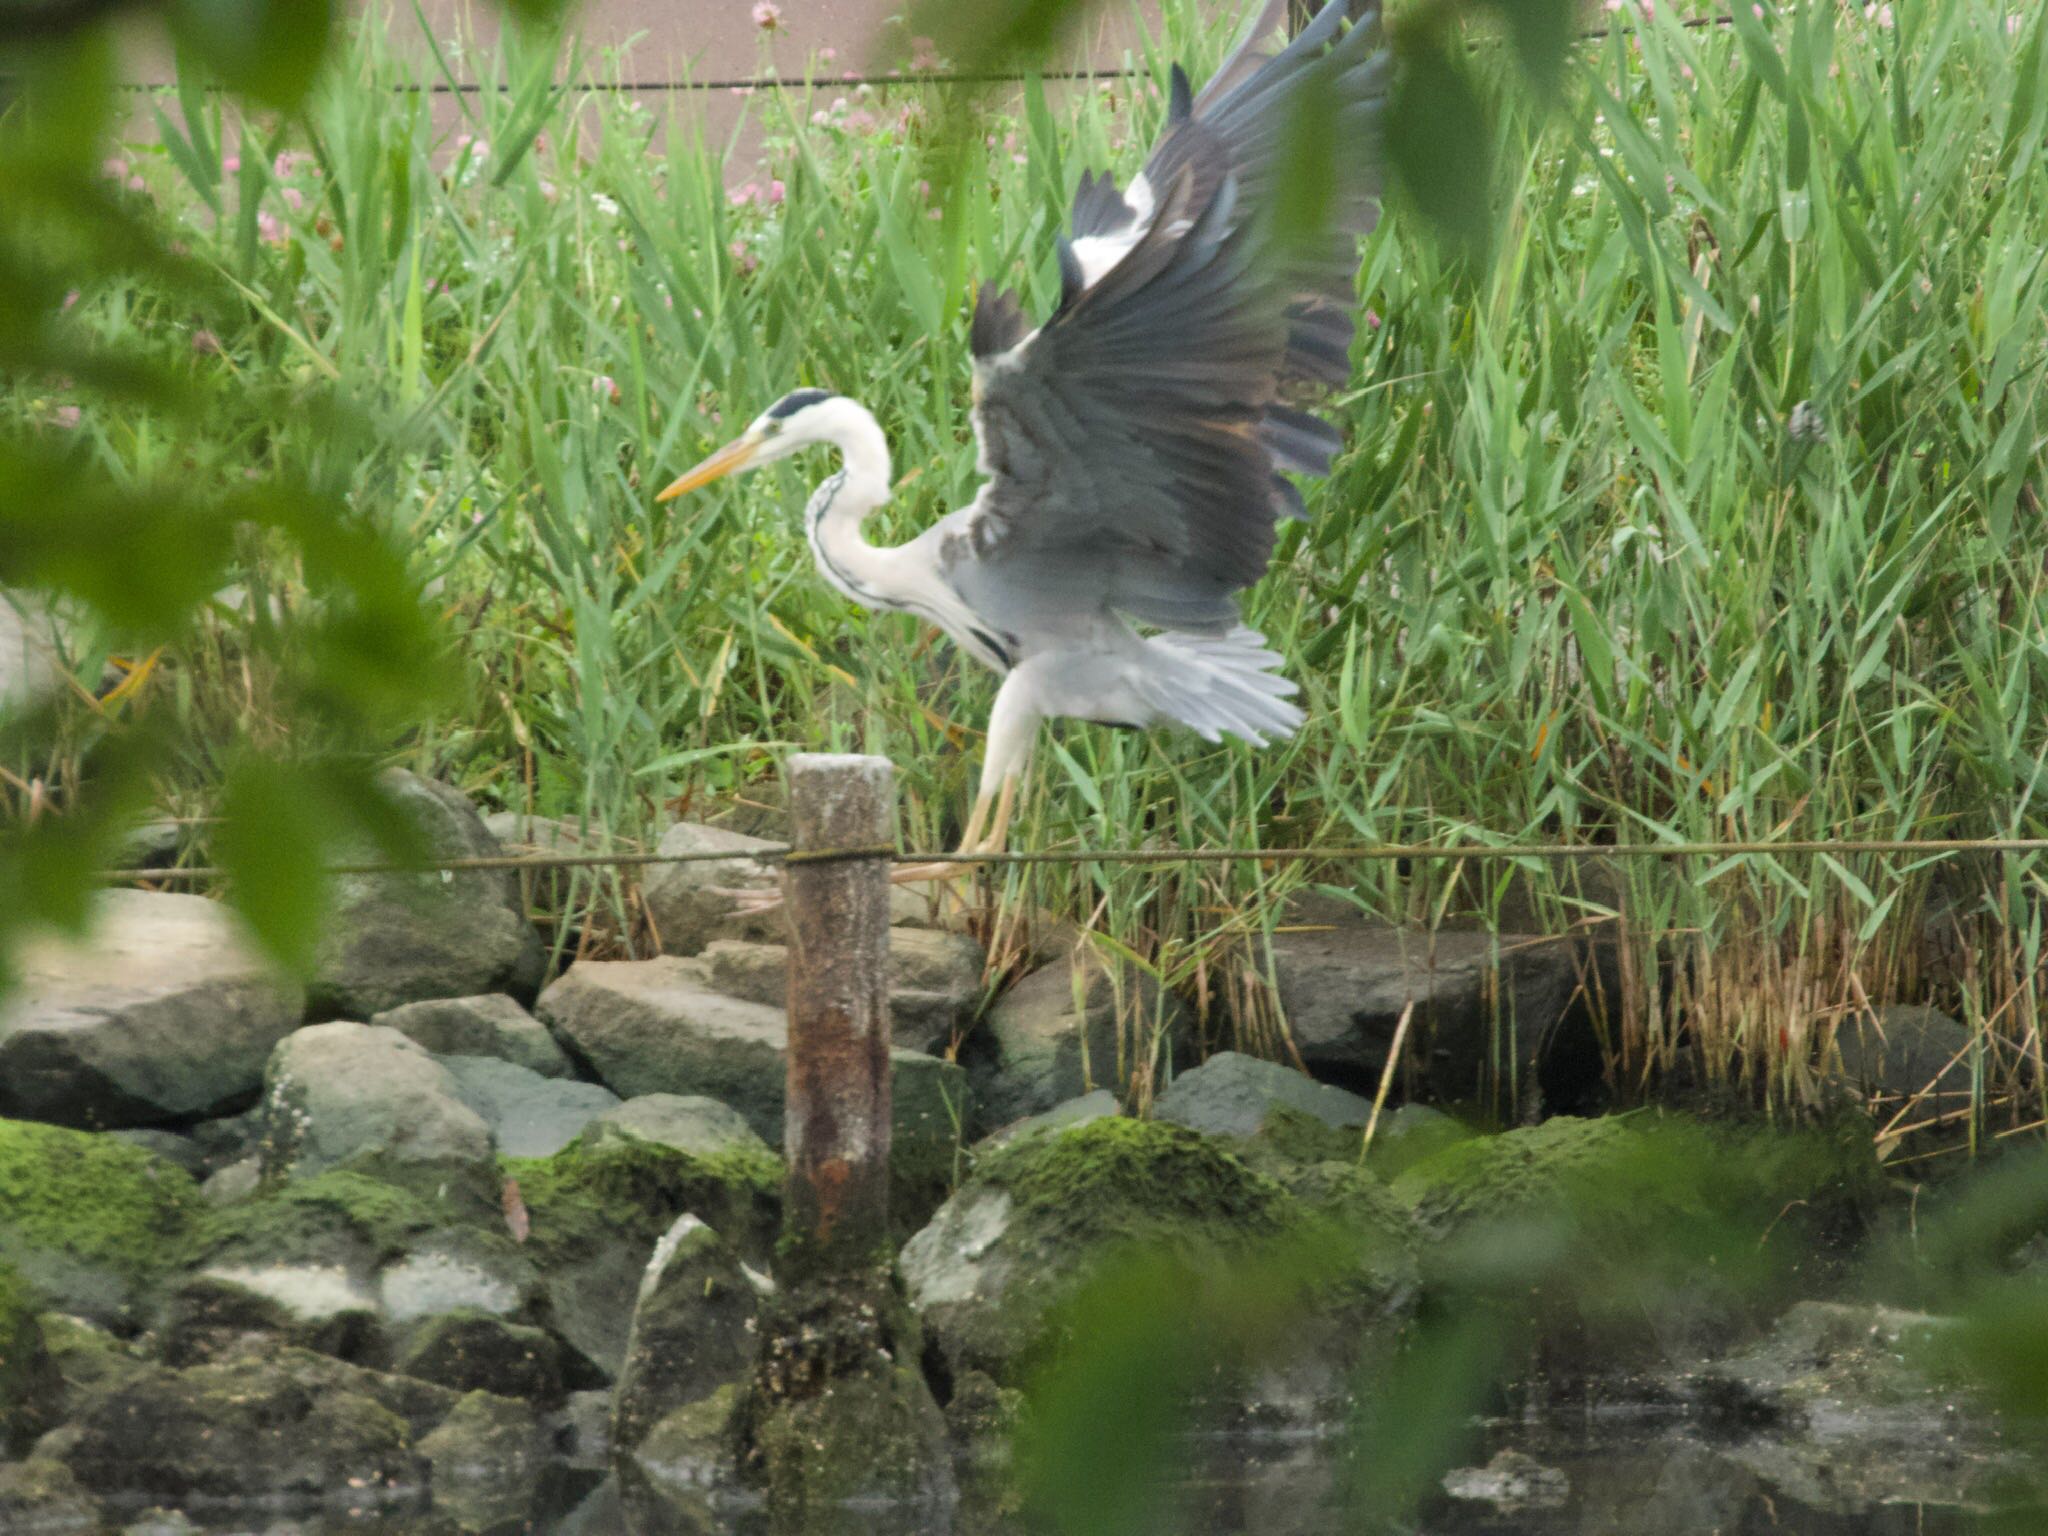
(1139, 627, 1304, 747)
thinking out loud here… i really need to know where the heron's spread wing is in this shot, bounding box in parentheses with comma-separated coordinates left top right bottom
(952, 0, 1388, 634)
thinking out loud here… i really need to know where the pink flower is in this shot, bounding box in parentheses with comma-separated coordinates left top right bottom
(728, 239, 758, 274)
(101, 157, 128, 179)
(539, 179, 559, 203)
(61, 289, 79, 311)
(281, 186, 304, 211)
(53, 405, 81, 430)
(751, 1, 781, 30)
(1364, 308, 1382, 330)
(1752, 3, 1764, 15)
(594, 374, 621, 403)
(126, 175, 147, 193)
(729, 85, 755, 97)
(2009, 15, 2026, 36)
(223, 154, 240, 173)
(909, 35, 941, 70)
(765, 178, 785, 205)
(273, 150, 316, 178)
(730, 181, 759, 206)
(811, 109, 831, 126)
(257, 210, 287, 246)
(820, 46, 837, 61)
(191, 329, 220, 354)
(1864, 2, 1893, 26)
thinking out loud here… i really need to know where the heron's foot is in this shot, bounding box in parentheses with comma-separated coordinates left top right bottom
(704, 883, 786, 918)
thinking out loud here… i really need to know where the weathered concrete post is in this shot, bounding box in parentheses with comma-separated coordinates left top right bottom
(746, 753, 954, 1525)
(780, 751, 893, 1276)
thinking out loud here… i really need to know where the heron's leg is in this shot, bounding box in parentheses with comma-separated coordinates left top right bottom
(894, 666, 1041, 885)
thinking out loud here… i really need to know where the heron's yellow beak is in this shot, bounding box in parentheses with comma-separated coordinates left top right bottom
(655, 430, 762, 502)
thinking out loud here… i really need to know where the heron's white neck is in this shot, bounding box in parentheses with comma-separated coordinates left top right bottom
(800, 398, 903, 610)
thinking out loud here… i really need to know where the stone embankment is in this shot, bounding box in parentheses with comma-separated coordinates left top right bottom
(0, 772, 2029, 1531)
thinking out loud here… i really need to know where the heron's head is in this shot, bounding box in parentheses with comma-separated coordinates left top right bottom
(655, 388, 842, 501)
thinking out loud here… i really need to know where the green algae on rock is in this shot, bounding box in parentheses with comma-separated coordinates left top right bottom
(900, 1118, 1414, 1398)
(0, 1118, 198, 1325)
(0, 1260, 55, 1454)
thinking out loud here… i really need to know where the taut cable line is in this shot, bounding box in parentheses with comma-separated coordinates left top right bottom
(92, 834, 2048, 886)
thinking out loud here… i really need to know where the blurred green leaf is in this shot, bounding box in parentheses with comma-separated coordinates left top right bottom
(1480, 0, 1576, 102)
(215, 755, 340, 975)
(1387, 29, 1495, 259)
(169, 0, 335, 109)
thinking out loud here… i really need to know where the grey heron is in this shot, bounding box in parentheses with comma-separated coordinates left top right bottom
(660, 0, 1388, 882)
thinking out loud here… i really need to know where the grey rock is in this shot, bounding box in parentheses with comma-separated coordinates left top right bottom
(0, 890, 304, 1129)
(1154, 1051, 1372, 1140)
(371, 993, 575, 1079)
(611, 1215, 756, 1451)
(641, 818, 932, 954)
(1362, 1102, 1471, 1181)
(309, 768, 545, 1018)
(591, 1094, 773, 1161)
(108, 1129, 208, 1178)
(640, 821, 785, 955)
(979, 1088, 1122, 1148)
(536, 957, 970, 1157)
(0, 592, 72, 709)
(1831, 1005, 1975, 1103)
(702, 927, 986, 1050)
(111, 817, 183, 871)
(1442, 1449, 1570, 1512)
(199, 1157, 261, 1206)
(1268, 923, 1583, 1098)
(972, 948, 1192, 1124)
(439, 1055, 621, 1158)
(260, 1022, 495, 1182)
(550, 1387, 613, 1468)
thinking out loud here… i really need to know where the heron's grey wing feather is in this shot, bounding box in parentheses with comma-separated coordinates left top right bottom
(956, 0, 1386, 635)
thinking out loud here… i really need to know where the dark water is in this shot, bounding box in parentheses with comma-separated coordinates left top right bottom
(110, 1404, 2032, 1536)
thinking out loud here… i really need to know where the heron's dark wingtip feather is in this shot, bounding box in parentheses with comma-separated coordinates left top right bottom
(970, 286, 1027, 359)
(1168, 64, 1193, 123)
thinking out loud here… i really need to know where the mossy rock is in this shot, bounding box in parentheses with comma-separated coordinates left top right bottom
(1, 1260, 55, 1454)
(0, 1458, 102, 1535)
(502, 1124, 781, 1379)
(1391, 1113, 1889, 1368)
(901, 1118, 1411, 1401)
(48, 1344, 433, 1503)
(184, 1166, 504, 1273)
(751, 1358, 955, 1517)
(0, 1117, 197, 1325)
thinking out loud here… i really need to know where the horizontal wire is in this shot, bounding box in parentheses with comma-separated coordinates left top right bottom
(91, 834, 2048, 885)
(69, 13, 1740, 96)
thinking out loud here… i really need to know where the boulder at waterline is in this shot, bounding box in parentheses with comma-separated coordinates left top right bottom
(0, 1118, 196, 1326)
(615, 1383, 746, 1526)
(394, 1308, 573, 1402)
(611, 1215, 759, 1451)
(170, 1166, 540, 1368)
(701, 927, 988, 1051)
(42, 1340, 442, 1505)
(968, 948, 1193, 1125)
(536, 956, 969, 1223)
(589, 1093, 773, 1161)
(370, 993, 575, 1080)
(0, 1458, 102, 1536)
(34, 1312, 147, 1419)
(108, 1129, 209, 1179)
(1267, 923, 1585, 1099)
(1391, 1114, 1888, 1366)
(899, 1118, 1416, 1400)
(309, 768, 545, 1018)
(439, 1054, 621, 1158)
(500, 1123, 780, 1379)
(419, 1389, 547, 1531)
(259, 1022, 496, 1185)
(1154, 1051, 1373, 1141)
(0, 889, 304, 1129)
(1678, 1301, 2041, 1515)
(1, 1261, 56, 1454)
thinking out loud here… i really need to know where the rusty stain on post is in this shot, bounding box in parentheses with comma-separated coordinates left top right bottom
(781, 752, 894, 1279)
